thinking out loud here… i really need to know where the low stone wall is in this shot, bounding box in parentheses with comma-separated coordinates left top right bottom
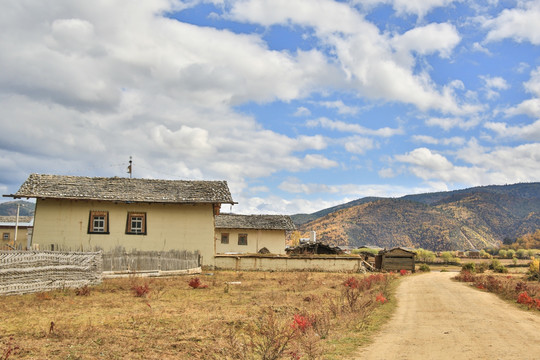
(214, 254, 369, 272)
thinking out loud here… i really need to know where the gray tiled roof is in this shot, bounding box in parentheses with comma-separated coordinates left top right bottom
(8, 174, 235, 204)
(215, 214, 296, 231)
(0, 216, 33, 226)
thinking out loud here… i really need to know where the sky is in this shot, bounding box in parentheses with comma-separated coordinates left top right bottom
(1, 0, 540, 215)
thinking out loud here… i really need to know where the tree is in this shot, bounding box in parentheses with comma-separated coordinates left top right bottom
(440, 251, 454, 264)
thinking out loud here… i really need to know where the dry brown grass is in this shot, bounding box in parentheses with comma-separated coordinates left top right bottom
(0, 271, 398, 359)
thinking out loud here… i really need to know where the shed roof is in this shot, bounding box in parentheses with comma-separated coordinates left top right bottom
(215, 214, 296, 231)
(6, 174, 235, 204)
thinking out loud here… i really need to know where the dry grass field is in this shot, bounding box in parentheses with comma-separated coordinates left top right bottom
(0, 271, 398, 360)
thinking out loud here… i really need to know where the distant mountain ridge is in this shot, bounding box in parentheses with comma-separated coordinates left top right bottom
(0, 200, 35, 217)
(292, 183, 540, 251)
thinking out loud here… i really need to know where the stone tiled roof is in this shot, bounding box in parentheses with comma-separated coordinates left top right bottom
(215, 214, 296, 231)
(0, 216, 33, 226)
(8, 174, 235, 204)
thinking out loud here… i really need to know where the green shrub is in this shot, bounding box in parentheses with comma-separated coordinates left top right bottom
(418, 264, 430, 272)
(462, 262, 476, 273)
(490, 259, 508, 273)
(476, 262, 489, 274)
(416, 249, 436, 263)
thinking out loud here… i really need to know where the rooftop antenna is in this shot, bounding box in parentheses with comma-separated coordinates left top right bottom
(127, 156, 133, 178)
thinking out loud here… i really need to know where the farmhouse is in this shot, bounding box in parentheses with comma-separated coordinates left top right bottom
(215, 214, 295, 255)
(5, 174, 235, 266)
(0, 216, 33, 250)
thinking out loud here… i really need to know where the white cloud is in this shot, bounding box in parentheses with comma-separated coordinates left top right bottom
(504, 66, 540, 118)
(344, 136, 377, 154)
(504, 99, 540, 118)
(485, 119, 540, 141)
(412, 135, 466, 146)
(484, 0, 540, 44)
(480, 75, 509, 99)
(319, 100, 360, 115)
(395, 141, 540, 186)
(391, 23, 461, 63)
(378, 167, 396, 178)
(352, 0, 459, 19)
(472, 42, 492, 55)
(307, 117, 403, 137)
(225, 0, 478, 115)
(524, 66, 540, 96)
(425, 116, 481, 130)
(294, 106, 312, 116)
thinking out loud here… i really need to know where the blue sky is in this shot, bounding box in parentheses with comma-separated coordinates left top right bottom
(1, 0, 539, 214)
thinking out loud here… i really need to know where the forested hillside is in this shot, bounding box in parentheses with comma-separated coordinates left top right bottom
(294, 183, 540, 251)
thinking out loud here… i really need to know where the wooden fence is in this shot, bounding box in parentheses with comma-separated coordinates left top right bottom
(102, 249, 201, 276)
(0, 251, 102, 296)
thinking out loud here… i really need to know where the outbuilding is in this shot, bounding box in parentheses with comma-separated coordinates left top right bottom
(376, 247, 416, 273)
(215, 213, 295, 255)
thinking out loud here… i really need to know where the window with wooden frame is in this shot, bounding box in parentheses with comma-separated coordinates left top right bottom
(126, 212, 147, 235)
(238, 233, 248, 246)
(2, 233, 9, 241)
(221, 233, 229, 244)
(88, 211, 109, 234)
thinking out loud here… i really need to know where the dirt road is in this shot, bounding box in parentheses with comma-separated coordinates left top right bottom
(358, 271, 540, 360)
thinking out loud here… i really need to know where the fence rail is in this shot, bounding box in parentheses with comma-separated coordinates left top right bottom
(0, 251, 102, 296)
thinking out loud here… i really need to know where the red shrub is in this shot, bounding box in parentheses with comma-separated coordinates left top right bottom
(517, 291, 533, 306)
(399, 270, 408, 276)
(375, 293, 387, 304)
(188, 277, 208, 289)
(455, 270, 475, 282)
(131, 283, 150, 297)
(291, 314, 311, 333)
(343, 277, 359, 289)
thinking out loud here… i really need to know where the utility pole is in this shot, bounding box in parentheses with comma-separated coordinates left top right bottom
(127, 156, 133, 178)
(14, 203, 19, 249)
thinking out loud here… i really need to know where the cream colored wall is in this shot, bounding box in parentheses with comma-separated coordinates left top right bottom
(32, 199, 216, 266)
(0, 227, 30, 250)
(214, 255, 368, 272)
(215, 229, 286, 254)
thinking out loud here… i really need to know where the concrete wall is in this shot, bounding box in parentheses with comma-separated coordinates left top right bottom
(215, 229, 286, 254)
(32, 199, 216, 266)
(214, 254, 367, 272)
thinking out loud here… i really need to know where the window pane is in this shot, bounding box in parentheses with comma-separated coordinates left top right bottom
(238, 234, 247, 246)
(93, 216, 105, 232)
(221, 233, 229, 244)
(131, 216, 143, 233)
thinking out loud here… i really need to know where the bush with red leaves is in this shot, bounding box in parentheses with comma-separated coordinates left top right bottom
(376, 293, 387, 304)
(399, 269, 408, 276)
(291, 314, 311, 333)
(188, 277, 208, 289)
(131, 283, 150, 297)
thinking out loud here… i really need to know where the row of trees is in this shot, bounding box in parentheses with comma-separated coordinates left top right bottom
(415, 247, 538, 263)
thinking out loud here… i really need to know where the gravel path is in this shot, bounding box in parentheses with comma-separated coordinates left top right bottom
(357, 271, 540, 360)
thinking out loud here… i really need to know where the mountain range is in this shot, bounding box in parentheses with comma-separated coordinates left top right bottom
(291, 183, 540, 251)
(0, 200, 35, 217)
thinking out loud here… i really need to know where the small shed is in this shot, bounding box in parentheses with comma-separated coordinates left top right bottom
(376, 247, 416, 273)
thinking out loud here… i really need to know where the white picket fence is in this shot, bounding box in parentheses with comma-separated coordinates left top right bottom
(0, 251, 102, 296)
